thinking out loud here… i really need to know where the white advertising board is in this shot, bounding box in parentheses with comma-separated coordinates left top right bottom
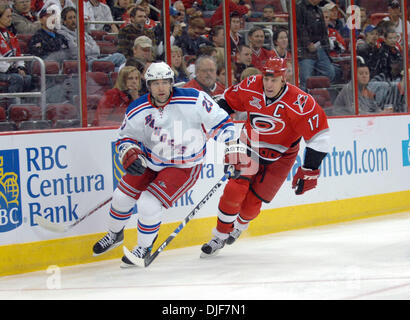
(1, 115, 409, 246)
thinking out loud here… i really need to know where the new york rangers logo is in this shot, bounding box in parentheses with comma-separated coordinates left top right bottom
(294, 94, 308, 113)
(249, 97, 262, 109)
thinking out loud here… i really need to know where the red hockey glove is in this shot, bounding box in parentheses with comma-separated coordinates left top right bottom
(119, 144, 147, 176)
(292, 166, 320, 195)
(224, 143, 251, 179)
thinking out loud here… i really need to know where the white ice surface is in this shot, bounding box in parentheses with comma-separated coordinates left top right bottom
(2, 211, 410, 300)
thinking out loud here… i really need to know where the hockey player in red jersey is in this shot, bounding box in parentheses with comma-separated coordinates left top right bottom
(201, 57, 331, 257)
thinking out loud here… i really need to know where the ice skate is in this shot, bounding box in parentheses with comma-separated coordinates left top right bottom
(226, 228, 242, 245)
(121, 245, 152, 268)
(121, 235, 158, 268)
(200, 236, 226, 258)
(92, 229, 124, 256)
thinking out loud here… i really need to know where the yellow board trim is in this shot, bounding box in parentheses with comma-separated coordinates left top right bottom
(1, 190, 409, 276)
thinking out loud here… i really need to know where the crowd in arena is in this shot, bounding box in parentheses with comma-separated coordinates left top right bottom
(0, 0, 408, 131)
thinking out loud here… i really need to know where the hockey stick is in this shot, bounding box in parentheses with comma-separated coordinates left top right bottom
(123, 167, 234, 267)
(34, 197, 112, 233)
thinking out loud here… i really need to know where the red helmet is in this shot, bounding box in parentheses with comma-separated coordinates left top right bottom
(262, 57, 287, 77)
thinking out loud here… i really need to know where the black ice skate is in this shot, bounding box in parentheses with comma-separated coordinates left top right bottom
(200, 236, 226, 258)
(92, 229, 124, 256)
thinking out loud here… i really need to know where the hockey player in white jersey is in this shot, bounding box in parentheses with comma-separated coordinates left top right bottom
(92, 61, 235, 267)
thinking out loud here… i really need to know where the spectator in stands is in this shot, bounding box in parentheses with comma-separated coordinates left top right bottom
(385, 68, 409, 113)
(209, 0, 250, 28)
(262, 4, 276, 23)
(368, 55, 403, 111)
(171, 45, 189, 84)
(332, 62, 383, 116)
(216, 62, 236, 87)
(247, 26, 273, 72)
(383, 0, 410, 44)
(174, 16, 212, 56)
(234, 44, 253, 82)
(296, 0, 336, 91)
(240, 66, 261, 81)
(125, 35, 154, 67)
(356, 25, 379, 78)
(28, 7, 70, 62)
(229, 11, 245, 57)
(172, 0, 187, 25)
(374, 27, 402, 81)
(359, 7, 372, 36)
(183, 55, 224, 99)
(118, 6, 155, 59)
(272, 28, 291, 60)
(139, 0, 156, 29)
(0, 4, 31, 101)
(261, 4, 286, 28)
(322, 6, 346, 57)
(58, 7, 126, 71)
(93, 66, 141, 126)
(209, 25, 224, 48)
(111, 0, 131, 22)
(12, 0, 41, 34)
(201, 0, 219, 12)
(322, 2, 344, 34)
(84, 0, 119, 33)
(152, 6, 182, 59)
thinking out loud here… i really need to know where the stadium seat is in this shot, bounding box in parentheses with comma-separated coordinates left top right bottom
(8, 104, 42, 123)
(91, 60, 115, 73)
(73, 94, 101, 110)
(306, 76, 331, 90)
(0, 81, 8, 93)
(90, 30, 108, 40)
(45, 103, 79, 124)
(0, 107, 5, 121)
(103, 34, 118, 45)
(96, 41, 118, 55)
(54, 119, 81, 128)
(19, 120, 52, 130)
(62, 60, 89, 74)
(309, 88, 333, 109)
(31, 61, 60, 76)
(87, 72, 111, 95)
(0, 121, 17, 132)
(18, 41, 29, 54)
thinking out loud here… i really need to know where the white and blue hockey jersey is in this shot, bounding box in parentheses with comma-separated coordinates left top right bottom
(116, 87, 235, 171)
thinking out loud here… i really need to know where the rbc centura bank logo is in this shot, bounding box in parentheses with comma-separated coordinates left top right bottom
(0, 150, 22, 232)
(111, 142, 124, 190)
(403, 124, 410, 167)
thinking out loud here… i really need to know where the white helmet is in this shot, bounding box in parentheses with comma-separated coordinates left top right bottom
(145, 62, 175, 87)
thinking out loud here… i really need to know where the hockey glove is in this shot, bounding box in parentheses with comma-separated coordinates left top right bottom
(292, 166, 320, 195)
(224, 143, 251, 179)
(119, 144, 147, 176)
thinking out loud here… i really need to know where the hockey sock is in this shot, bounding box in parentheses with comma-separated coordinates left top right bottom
(216, 178, 250, 234)
(108, 188, 136, 233)
(136, 191, 163, 248)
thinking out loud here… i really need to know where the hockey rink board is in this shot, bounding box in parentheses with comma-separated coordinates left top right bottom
(0, 115, 409, 275)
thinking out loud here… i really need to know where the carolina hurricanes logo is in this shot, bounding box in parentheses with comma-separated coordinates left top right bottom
(294, 94, 308, 113)
(249, 113, 285, 135)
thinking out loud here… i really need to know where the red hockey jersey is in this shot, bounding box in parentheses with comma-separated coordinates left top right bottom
(224, 74, 330, 162)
